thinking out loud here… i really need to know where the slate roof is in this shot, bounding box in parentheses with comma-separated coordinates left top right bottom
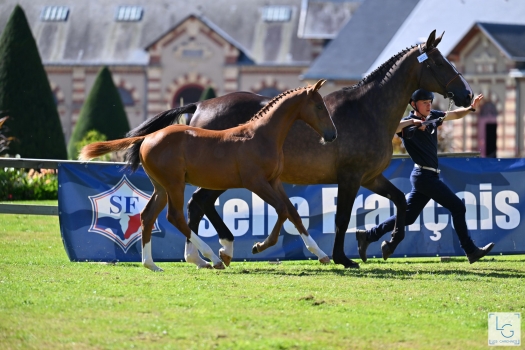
(477, 22, 525, 61)
(369, 0, 525, 74)
(0, 0, 358, 66)
(303, 0, 420, 80)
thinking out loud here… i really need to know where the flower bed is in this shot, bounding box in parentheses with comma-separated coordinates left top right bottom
(0, 167, 58, 200)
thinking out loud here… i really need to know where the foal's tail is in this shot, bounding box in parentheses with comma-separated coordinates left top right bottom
(79, 136, 146, 170)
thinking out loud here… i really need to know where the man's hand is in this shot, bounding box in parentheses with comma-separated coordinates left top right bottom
(412, 118, 425, 131)
(445, 93, 484, 121)
(471, 93, 483, 110)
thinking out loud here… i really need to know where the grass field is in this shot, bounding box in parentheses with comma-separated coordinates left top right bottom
(1, 202, 524, 349)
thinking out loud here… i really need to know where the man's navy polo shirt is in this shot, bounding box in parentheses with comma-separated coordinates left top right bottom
(397, 110, 445, 169)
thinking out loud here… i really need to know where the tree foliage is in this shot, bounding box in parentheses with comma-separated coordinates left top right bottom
(67, 66, 130, 159)
(199, 86, 217, 101)
(0, 5, 67, 159)
(75, 130, 111, 161)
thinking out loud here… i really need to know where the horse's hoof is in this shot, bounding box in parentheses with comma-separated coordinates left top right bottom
(252, 243, 261, 254)
(381, 241, 393, 261)
(213, 262, 226, 270)
(197, 262, 212, 269)
(143, 262, 164, 272)
(219, 249, 232, 267)
(319, 256, 331, 264)
(333, 254, 359, 269)
(345, 260, 360, 269)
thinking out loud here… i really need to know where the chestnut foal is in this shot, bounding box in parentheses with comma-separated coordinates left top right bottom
(80, 80, 337, 271)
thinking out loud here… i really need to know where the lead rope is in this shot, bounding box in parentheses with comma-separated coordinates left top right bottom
(439, 96, 454, 124)
(427, 96, 454, 134)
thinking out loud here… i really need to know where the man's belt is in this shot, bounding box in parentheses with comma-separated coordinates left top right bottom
(414, 164, 441, 173)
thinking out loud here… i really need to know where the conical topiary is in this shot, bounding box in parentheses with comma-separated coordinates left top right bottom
(199, 86, 216, 101)
(68, 66, 130, 159)
(0, 5, 67, 159)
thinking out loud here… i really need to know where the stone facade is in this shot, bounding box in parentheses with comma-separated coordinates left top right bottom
(448, 24, 525, 158)
(43, 14, 319, 142)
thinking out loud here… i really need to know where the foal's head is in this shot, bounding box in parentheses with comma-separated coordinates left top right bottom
(299, 79, 337, 144)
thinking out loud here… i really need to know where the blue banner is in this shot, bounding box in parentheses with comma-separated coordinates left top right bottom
(58, 158, 525, 262)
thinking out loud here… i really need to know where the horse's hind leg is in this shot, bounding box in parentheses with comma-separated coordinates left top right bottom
(186, 188, 234, 267)
(166, 184, 225, 270)
(141, 180, 168, 272)
(364, 174, 407, 260)
(275, 181, 330, 264)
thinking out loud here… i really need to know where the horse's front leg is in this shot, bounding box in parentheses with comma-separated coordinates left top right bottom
(363, 174, 407, 260)
(275, 180, 330, 264)
(333, 172, 361, 268)
(186, 188, 229, 268)
(165, 179, 224, 270)
(247, 179, 289, 254)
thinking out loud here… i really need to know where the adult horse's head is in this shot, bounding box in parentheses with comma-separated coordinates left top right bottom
(417, 30, 473, 107)
(300, 79, 337, 143)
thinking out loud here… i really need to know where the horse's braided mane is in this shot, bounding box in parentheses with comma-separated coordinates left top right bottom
(343, 44, 419, 91)
(246, 85, 305, 123)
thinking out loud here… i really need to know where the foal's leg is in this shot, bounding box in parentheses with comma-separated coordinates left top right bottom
(249, 180, 288, 254)
(186, 188, 234, 267)
(275, 181, 330, 264)
(141, 180, 168, 272)
(166, 184, 225, 270)
(249, 179, 329, 264)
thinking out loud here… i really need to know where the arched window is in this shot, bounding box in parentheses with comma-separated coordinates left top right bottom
(256, 87, 281, 98)
(480, 101, 498, 117)
(118, 87, 135, 106)
(172, 85, 204, 107)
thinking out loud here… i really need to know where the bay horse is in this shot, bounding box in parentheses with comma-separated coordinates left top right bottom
(125, 30, 474, 269)
(80, 80, 336, 271)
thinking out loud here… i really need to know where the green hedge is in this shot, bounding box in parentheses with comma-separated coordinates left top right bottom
(0, 168, 58, 200)
(0, 5, 67, 159)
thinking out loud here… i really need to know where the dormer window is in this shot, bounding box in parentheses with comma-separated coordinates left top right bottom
(41, 6, 69, 22)
(115, 6, 143, 22)
(262, 6, 292, 22)
(182, 49, 204, 58)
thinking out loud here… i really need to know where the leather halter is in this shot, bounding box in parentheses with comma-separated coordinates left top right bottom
(418, 44, 462, 99)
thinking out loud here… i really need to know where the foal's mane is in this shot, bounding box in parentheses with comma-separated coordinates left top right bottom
(245, 86, 305, 124)
(343, 44, 418, 91)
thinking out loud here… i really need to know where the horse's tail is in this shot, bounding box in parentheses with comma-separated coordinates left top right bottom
(126, 104, 198, 137)
(119, 104, 197, 172)
(79, 136, 146, 171)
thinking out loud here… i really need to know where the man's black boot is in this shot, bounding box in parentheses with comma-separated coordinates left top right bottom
(355, 229, 370, 262)
(467, 242, 495, 264)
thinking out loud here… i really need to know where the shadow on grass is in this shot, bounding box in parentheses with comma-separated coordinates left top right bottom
(224, 262, 525, 280)
(93, 258, 525, 280)
(382, 257, 525, 264)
